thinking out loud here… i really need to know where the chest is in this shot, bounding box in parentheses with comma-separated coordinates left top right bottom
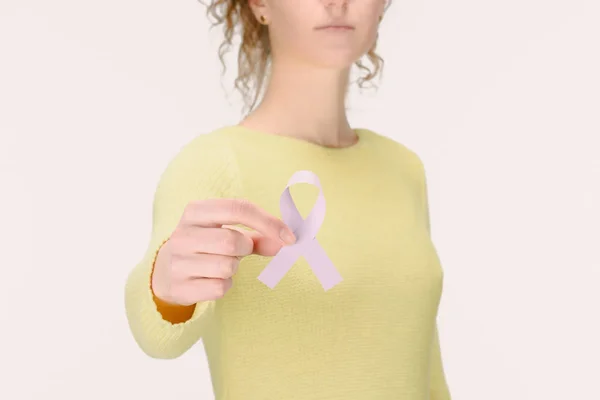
(227, 167, 443, 307)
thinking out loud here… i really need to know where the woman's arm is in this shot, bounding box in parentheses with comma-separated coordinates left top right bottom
(124, 132, 239, 359)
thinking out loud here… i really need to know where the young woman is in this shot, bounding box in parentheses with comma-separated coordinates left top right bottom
(125, 0, 452, 399)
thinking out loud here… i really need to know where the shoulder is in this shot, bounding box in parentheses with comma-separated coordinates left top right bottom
(156, 126, 240, 197)
(182, 126, 234, 156)
(358, 127, 426, 171)
(164, 126, 236, 168)
(359, 127, 429, 207)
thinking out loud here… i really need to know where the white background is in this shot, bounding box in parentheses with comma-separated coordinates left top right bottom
(1, 0, 599, 399)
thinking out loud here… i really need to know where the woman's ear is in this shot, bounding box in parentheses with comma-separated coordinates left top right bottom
(248, 0, 270, 24)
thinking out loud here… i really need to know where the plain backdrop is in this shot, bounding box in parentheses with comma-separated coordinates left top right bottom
(1, 0, 599, 399)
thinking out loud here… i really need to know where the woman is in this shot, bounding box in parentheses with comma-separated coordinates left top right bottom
(125, 0, 452, 398)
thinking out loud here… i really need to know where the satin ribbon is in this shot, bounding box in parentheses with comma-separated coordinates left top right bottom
(257, 170, 343, 291)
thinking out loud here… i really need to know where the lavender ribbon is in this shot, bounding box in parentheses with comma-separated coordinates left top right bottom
(257, 170, 343, 291)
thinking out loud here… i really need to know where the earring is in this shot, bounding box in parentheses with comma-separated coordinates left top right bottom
(379, 15, 383, 22)
(260, 15, 267, 24)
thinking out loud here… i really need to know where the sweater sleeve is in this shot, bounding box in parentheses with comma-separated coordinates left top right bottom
(124, 132, 240, 359)
(418, 156, 452, 400)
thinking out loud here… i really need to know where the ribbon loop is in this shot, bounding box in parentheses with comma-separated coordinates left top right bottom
(257, 170, 343, 291)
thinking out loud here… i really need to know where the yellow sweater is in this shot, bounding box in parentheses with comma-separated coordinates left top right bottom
(124, 125, 451, 400)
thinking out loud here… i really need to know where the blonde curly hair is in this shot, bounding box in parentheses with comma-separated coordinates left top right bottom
(199, 0, 387, 114)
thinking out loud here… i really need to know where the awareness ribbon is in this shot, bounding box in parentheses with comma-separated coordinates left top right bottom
(257, 170, 343, 291)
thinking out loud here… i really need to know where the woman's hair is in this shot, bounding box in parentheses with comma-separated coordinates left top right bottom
(199, 0, 387, 115)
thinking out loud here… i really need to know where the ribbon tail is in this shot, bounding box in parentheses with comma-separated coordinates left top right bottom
(303, 240, 343, 291)
(257, 247, 301, 289)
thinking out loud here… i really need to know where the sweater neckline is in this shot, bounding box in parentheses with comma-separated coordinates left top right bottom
(224, 124, 370, 153)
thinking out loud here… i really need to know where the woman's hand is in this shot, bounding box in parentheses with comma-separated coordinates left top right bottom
(151, 198, 296, 306)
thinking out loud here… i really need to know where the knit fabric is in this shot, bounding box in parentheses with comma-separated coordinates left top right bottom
(125, 125, 451, 399)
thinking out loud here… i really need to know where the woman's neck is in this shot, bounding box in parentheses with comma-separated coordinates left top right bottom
(239, 57, 358, 149)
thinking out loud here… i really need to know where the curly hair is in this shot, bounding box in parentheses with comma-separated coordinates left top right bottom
(199, 0, 387, 115)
